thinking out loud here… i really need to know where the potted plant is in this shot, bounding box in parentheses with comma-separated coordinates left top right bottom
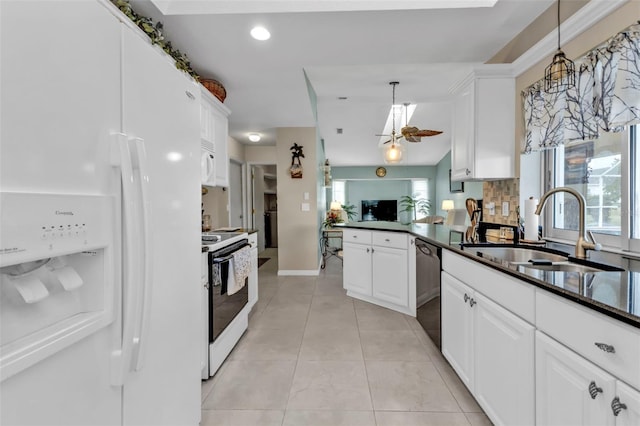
(341, 204, 357, 222)
(400, 195, 430, 222)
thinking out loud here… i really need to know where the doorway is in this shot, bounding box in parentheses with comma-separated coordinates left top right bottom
(248, 164, 277, 252)
(228, 160, 244, 228)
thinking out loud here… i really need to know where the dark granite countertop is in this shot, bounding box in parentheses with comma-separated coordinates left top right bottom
(337, 221, 640, 329)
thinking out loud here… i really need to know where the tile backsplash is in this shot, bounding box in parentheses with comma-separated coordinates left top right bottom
(483, 178, 520, 226)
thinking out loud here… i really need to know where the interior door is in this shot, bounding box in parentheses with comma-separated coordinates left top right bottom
(252, 166, 266, 251)
(229, 160, 244, 228)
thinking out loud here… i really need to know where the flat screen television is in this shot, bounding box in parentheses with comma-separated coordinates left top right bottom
(361, 200, 397, 222)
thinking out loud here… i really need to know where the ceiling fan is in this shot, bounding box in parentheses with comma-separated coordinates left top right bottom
(379, 82, 443, 144)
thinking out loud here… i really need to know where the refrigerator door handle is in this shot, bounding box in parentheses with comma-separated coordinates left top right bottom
(109, 133, 139, 386)
(129, 137, 153, 372)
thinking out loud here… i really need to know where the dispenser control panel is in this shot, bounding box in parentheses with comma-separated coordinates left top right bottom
(0, 192, 113, 266)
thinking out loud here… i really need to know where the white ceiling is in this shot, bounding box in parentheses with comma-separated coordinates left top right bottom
(141, 0, 555, 166)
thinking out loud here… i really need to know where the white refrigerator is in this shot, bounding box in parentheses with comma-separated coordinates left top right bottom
(1, 1, 202, 425)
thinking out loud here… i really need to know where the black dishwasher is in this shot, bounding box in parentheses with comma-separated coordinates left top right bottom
(415, 238, 442, 349)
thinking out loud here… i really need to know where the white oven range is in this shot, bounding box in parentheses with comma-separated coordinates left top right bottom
(201, 232, 251, 378)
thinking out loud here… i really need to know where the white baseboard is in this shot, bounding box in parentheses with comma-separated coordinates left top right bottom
(277, 269, 319, 276)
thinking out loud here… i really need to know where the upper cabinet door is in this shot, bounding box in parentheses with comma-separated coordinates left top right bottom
(0, 0, 121, 194)
(450, 66, 515, 182)
(200, 89, 230, 187)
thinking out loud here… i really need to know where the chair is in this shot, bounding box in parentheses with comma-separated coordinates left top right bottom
(445, 209, 468, 226)
(413, 215, 444, 224)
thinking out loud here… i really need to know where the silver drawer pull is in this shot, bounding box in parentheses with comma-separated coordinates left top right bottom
(469, 298, 476, 307)
(588, 381, 603, 399)
(366, 248, 370, 253)
(594, 342, 615, 353)
(464, 293, 469, 303)
(352, 235, 357, 238)
(385, 238, 390, 242)
(611, 397, 627, 416)
(185, 90, 195, 100)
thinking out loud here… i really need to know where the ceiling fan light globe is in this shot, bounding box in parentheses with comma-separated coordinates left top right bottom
(384, 142, 404, 164)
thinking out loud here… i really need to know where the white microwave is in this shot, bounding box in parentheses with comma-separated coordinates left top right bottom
(201, 140, 215, 186)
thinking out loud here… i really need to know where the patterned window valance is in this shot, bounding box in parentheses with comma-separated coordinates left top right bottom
(522, 22, 640, 153)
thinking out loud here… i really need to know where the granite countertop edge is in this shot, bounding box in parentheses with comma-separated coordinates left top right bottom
(337, 222, 640, 329)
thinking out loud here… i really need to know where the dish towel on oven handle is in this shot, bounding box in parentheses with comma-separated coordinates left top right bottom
(227, 245, 251, 296)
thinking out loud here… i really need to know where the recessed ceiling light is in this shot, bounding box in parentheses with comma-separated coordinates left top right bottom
(250, 26, 270, 41)
(248, 133, 261, 142)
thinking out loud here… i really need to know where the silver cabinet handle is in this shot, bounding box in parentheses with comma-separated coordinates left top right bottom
(594, 342, 615, 353)
(352, 235, 357, 238)
(465, 168, 471, 176)
(371, 248, 374, 253)
(611, 397, 627, 416)
(469, 298, 476, 307)
(185, 90, 195, 100)
(588, 381, 603, 399)
(464, 293, 469, 303)
(385, 238, 390, 242)
(366, 248, 370, 253)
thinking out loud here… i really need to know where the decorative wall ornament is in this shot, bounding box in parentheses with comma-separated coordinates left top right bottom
(289, 143, 304, 178)
(522, 21, 640, 153)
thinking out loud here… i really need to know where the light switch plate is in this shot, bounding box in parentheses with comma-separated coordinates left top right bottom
(303, 192, 310, 200)
(301, 203, 310, 211)
(502, 201, 509, 217)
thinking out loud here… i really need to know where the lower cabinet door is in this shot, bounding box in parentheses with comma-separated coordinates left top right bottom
(536, 331, 615, 426)
(473, 292, 535, 426)
(343, 242, 372, 295)
(371, 245, 408, 307)
(441, 272, 474, 390)
(615, 381, 640, 426)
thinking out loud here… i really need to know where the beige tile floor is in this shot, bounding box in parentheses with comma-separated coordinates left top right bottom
(201, 249, 492, 426)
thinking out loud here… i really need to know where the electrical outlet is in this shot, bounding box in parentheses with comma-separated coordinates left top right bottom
(502, 201, 509, 217)
(301, 203, 310, 211)
(487, 202, 496, 215)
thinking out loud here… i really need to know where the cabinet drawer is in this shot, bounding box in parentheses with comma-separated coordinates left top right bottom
(442, 251, 535, 323)
(536, 290, 640, 390)
(372, 231, 407, 249)
(343, 229, 372, 245)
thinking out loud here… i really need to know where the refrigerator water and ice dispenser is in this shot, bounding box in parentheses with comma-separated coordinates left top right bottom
(0, 192, 115, 381)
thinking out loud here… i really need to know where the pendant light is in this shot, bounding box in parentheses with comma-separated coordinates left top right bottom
(384, 82, 404, 164)
(544, 0, 575, 93)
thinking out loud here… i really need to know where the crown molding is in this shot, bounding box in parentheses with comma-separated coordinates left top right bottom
(511, 0, 629, 77)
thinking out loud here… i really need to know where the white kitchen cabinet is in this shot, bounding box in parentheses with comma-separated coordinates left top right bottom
(473, 291, 535, 426)
(442, 272, 535, 426)
(371, 245, 408, 306)
(200, 88, 230, 187)
(536, 331, 640, 426)
(248, 232, 259, 310)
(442, 251, 535, 426)
(343, 241, 373, 296)
(342, 229, 412, 315)
(615, 381, 640, 426)
(450, 66, 515, 181)
(536, 331, 616, 426)
(441, 272, 474, 389)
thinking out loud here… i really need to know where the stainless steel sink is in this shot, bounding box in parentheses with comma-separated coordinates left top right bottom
(462, 245, 623, 274)
(512, 262, 605, 273)
(466, 246, 569, 263)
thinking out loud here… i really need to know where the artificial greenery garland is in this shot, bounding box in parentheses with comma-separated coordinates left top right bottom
(111, 0, 200, 80)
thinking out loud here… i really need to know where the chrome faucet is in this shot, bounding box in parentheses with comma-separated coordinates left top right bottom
(535, 187, 601, 258)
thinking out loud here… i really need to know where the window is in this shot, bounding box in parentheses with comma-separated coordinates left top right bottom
(331, 180, 346, 207)
(545, 125, 639, 252)
(411, 179, 430, 220)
